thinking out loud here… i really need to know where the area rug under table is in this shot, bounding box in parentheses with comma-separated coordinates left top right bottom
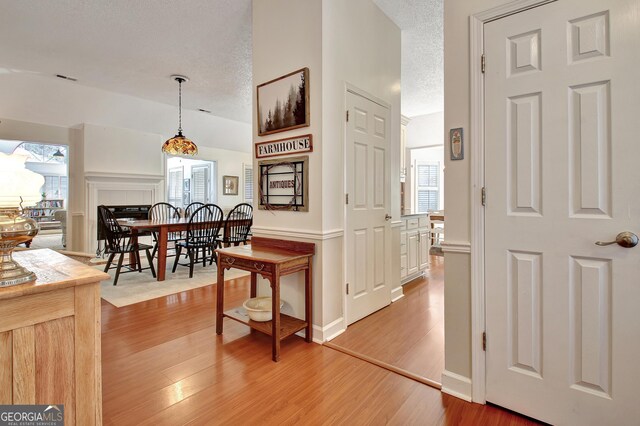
(99, 261, 249, 308)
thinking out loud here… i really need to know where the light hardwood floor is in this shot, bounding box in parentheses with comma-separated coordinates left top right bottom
(330, 255, 444, 383)
(101, 272, 539, 425)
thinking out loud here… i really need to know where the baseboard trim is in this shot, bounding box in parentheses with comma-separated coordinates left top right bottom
(391, 286, 404, 302)
(312, 317, 345, 343)
(441, 370, 473, 402)
(324, 342, 442, 390)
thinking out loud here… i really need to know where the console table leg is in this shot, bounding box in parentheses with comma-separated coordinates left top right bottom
(271, 271, 281, 362)
(216, 262, 225, 335)
(250, 272, 257, 298)
(305, 260, 313, 343)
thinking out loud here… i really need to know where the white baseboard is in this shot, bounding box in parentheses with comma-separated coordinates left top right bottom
(441, 370, 472, 402)
(311, 317, 345, 343)
(391, 286, 404, 302)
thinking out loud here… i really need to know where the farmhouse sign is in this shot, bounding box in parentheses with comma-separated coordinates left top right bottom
(255, 134, 313, 159)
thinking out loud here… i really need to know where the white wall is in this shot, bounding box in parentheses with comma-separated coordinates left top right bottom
(406, 111, 444, 148)
(443, 0, 513, 390)
(83, 124, 164, 177)
(252, 0, 323, 232)
(322, 0, 401, 326)
(252, 0, 400, 339)
(0, 72, 251, 153)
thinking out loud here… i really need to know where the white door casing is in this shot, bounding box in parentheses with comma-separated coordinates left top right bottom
(484, 1, 640, 424)
(345, 89, 391, 325)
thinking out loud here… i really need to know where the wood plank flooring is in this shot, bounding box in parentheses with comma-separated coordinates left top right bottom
(330, 255, 444, 383)
(101, 272, 539, 425)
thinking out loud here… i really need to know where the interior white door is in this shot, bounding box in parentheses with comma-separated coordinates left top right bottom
(485, 1, 640, 424)
(345, 90, 391, 325)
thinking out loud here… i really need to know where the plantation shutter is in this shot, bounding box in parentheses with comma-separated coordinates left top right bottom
(168, 167, 183, 206)
(191, 165, 208, 203)
(244, 165, 253, 204)
(415, 162, 440, 213)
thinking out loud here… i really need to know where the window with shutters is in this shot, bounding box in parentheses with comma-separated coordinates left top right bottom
(244, 164, 253, 205)
(168, 167, 183, 207)
(415, 161, 440, 213)
(191, 165, 210, 204)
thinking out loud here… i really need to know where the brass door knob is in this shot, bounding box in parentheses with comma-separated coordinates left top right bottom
(595, 231, 639, 248)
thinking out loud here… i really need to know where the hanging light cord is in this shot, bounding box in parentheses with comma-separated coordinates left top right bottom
(178, 78, 183, 135)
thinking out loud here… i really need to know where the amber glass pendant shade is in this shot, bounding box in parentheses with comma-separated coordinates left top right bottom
(161, 132, 198, 156)
(163, 75, 198, 156)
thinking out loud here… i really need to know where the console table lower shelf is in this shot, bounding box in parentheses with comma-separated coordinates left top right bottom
(215, 237, 315, 362)
(223, 308, 307, 339)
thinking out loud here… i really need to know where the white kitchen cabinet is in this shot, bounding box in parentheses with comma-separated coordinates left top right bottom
(400, 214, 430, 285)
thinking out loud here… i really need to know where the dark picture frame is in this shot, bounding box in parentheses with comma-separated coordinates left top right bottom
(450, 127, 464, 160)
(258, 155, 309, 212)
(257, 67, 309, 136)
(222, 175, 239, 196)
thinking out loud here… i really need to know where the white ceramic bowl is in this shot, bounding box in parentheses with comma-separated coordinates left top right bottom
(242, 297, 284, 322)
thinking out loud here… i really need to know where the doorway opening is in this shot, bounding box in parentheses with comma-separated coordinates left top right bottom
(3, 141, 70, 250)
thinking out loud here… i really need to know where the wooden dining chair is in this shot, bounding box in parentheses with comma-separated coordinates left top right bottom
(98, 205, 156, 286)
(172, 204, 224, 278)
(215, 203, 253, 248)
(148, 202, 181, 260)
(184, 202, 205, 218)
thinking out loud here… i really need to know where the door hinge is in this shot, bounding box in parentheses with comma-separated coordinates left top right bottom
(346, 110, 350, 122)
(346, 283, 349, 295)
(346, 193, 349, 205)
(481, 187, 486, 206)
(482, 331, 487, 351)
(481, 54, 486, 73)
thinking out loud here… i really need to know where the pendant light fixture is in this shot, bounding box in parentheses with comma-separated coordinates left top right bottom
(162, 75, 198, 156)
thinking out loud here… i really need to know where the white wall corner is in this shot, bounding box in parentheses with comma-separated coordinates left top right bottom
(441, 370, 473, 402)
(312, 317, 345, 343)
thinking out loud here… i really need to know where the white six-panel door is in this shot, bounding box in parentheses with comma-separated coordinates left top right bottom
(346, 90, 391, 325)
(485, 1, 640, 424)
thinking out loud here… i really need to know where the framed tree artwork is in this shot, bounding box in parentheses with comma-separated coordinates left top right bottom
(257, 67, 309, 136)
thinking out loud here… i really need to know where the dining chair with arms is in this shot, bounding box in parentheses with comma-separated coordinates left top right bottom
(98, 205, 156, 286)
(172, 204, 224, 278)
(216, 203, 253, 248)
(148, 202, 182, 260)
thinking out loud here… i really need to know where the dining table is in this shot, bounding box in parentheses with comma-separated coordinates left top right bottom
(120, 217, 251, 281)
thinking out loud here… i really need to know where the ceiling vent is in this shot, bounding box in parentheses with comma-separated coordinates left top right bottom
(55, 74, 78, 82)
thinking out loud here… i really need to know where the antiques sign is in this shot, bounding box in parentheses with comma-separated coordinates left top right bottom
(255, 134, 313, 159)
(258, 155, 309, 212)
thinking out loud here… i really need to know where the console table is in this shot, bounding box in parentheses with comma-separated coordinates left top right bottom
(215, 237, 315, 362)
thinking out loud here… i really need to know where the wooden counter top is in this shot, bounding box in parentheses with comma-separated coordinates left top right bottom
(0, 249, 110, 300)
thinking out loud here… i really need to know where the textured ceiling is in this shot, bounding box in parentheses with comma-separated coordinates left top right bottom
(0, 0, 253, 123)
(374, 0, 444, 117)
(0, 0, 441, 124)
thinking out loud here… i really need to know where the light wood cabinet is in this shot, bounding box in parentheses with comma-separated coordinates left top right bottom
(0, 249, 109, 425)
(400, 214, 430, 284)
